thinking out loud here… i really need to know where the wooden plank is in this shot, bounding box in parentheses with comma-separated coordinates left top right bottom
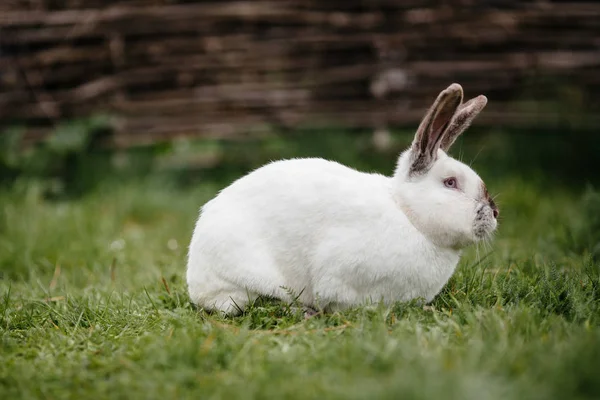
(0, 3, 385, 28)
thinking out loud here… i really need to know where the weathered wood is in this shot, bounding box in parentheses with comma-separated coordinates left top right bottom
(1, 1, 599, 147)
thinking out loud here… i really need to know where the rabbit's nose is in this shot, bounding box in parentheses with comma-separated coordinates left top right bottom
(489, 199, 499, 219)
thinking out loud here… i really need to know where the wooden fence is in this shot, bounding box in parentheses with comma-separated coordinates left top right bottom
(1, 0, 600, 148)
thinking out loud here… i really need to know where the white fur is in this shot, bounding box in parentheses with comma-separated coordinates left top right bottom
(186, 148, 497, 314)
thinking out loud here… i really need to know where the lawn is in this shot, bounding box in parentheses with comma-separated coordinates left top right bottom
(1, 130, 599, 399)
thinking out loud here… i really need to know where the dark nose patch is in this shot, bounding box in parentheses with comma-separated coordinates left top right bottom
(490, 199, 499, 218)
(481, 183, 499, 219)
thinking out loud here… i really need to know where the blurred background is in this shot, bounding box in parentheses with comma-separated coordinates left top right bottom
(3, 4, 600, 396)
(0, 0, 599, 195)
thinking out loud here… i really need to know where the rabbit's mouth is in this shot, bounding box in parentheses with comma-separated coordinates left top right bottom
(473, 203, 498, 241)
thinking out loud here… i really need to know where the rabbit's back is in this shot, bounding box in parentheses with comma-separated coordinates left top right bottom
(216, 157, 391, 218)
(194, 158, 394, 267)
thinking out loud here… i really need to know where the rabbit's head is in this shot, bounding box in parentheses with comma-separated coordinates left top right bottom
(394, 83, 498, 249)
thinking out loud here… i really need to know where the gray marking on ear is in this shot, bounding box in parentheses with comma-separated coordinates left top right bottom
(440, 95, 487, 152)
(409, 83, 463, 176)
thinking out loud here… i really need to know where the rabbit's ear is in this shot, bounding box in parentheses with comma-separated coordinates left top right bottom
(440, 95, 487, 152)
(410, 83, 463, 175)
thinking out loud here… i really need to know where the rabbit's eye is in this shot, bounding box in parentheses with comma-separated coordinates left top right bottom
(444, 177, 458, 189)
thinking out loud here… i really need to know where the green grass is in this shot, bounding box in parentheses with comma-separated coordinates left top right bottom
(1, 132, 600, 399)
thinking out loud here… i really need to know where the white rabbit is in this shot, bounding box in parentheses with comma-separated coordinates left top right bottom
(187, 83, 498, 314)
